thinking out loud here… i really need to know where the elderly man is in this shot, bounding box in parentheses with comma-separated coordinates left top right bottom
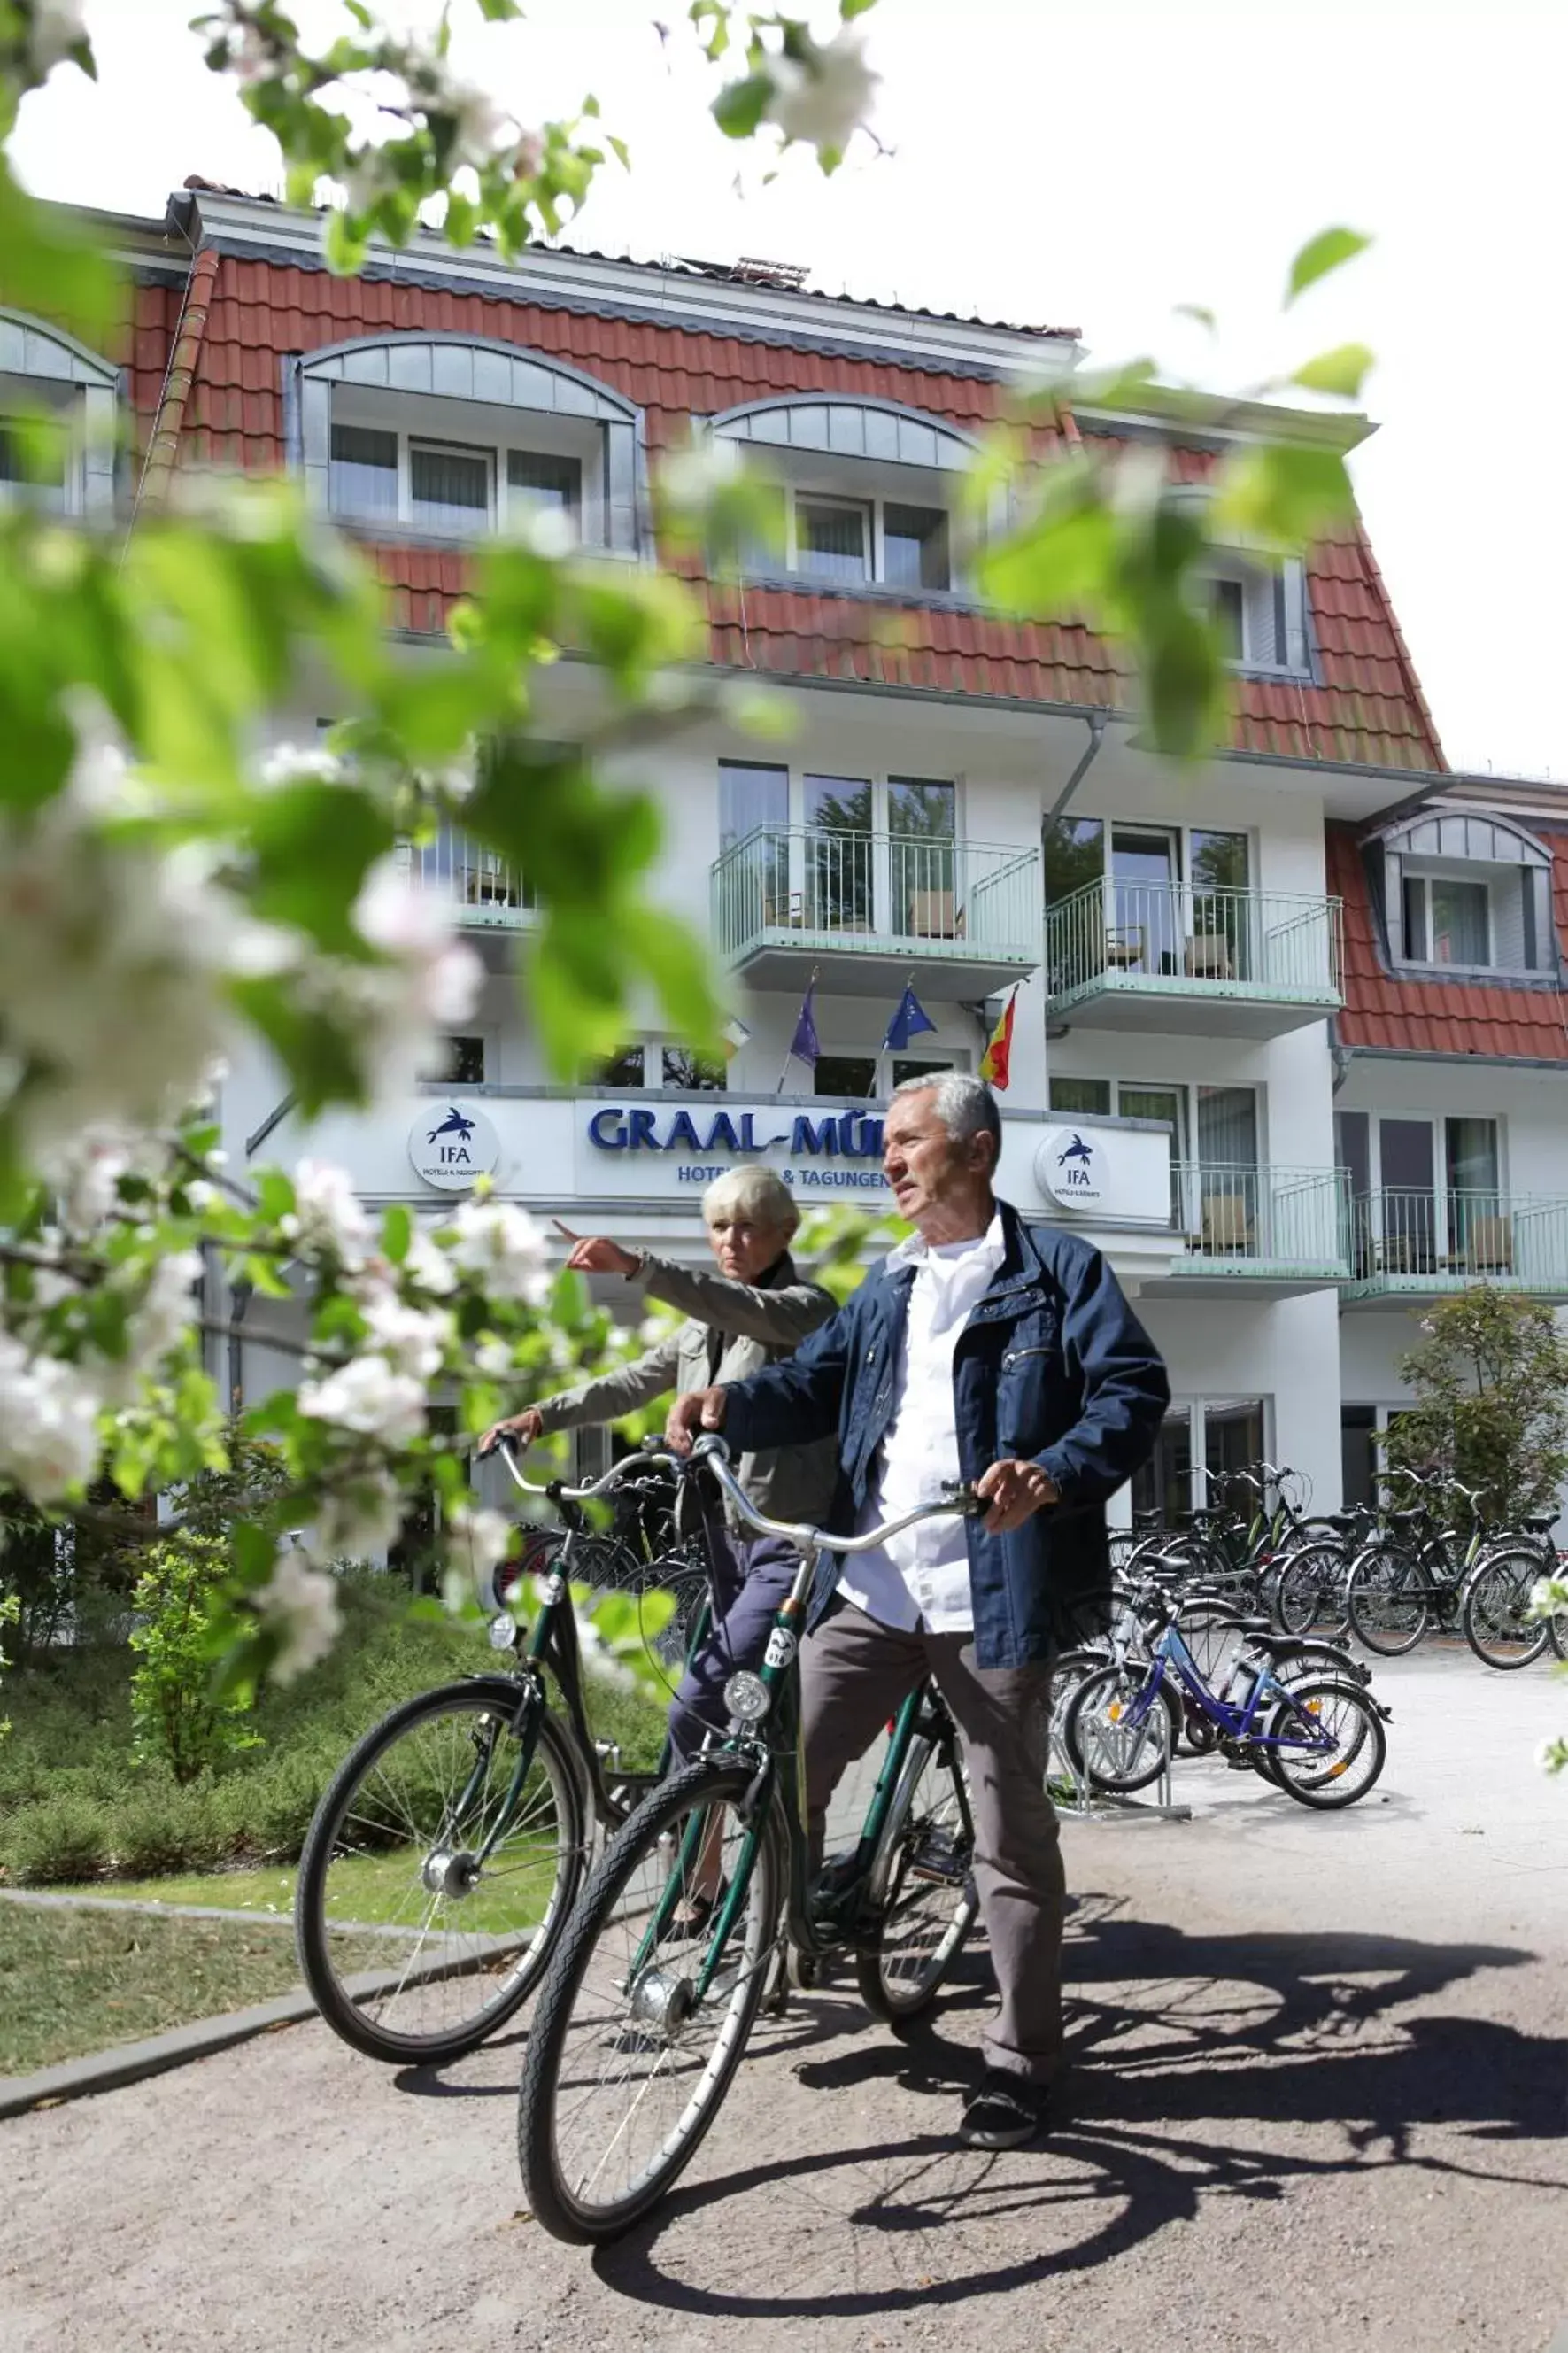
(668, 1072, 1169, 2147)
(483, 1165, 837, 1762)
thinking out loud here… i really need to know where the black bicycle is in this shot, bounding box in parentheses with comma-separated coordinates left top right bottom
(294, 1451, 712, 2065)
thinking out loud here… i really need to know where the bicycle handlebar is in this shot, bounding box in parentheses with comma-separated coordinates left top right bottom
(691, 1433, 982, 1554)
(484, 1429, 683, 1505)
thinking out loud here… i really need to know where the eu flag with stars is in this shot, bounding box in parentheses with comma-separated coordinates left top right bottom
(883, 982, 937, 1053)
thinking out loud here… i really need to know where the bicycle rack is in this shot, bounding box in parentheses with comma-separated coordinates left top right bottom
(1047, 1719, 1192, 1824)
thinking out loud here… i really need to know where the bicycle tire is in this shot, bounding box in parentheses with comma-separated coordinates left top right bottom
(1273, 1543, 1348, 1637)
(1264, 1676, 1386, 1809)
(296, 1679, 585, 2066)
(856, 1731, 977, 2028)
(1066, 1664, 1176, 1794)
(1346, 1544, 1430, 1657)
(1462, 1549, 1554, 1671)
(517, 1755, 781, 2245)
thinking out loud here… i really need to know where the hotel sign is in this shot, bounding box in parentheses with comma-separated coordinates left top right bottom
(583, 1102, 889, 1193)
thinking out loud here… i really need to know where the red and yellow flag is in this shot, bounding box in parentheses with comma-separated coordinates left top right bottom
(979, 988, 1016, 1090)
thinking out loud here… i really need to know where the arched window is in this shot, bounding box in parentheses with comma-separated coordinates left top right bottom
(1378, 808, 1556, 973)
(710, 394, 983, 595)
(290, 334, 642, 553)
(0, 312, 120, 516)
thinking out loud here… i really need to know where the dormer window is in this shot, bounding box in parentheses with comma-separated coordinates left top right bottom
(0, 314, 119, 518)
(1205, 554, 1309, 675)
(711, 395, 982, 597)
(293, 336, 637, 553)
(1381, 810, 1556, 976)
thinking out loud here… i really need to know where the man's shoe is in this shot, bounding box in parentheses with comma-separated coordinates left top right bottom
(958, 2069, 1048, 2150)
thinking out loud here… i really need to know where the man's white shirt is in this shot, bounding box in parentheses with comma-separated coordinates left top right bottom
(837, 1213, 1008, 1636)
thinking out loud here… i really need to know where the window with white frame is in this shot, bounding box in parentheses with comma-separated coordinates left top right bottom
(328, 415, 583, 538)
(1202, 553, 1309, 675)
(814, 1047, 967, 1101)
(1131, 1397, 1271, 1524)
(718, 761, 963, 942)
(585, 1044, 727, 1092)
(1380, 809, 1556, 975)
(295, 337, 639, 553)
(713, 398, 983, 596)
(1334, 1109, 1510, 1273)
(0, 316, 120, 517)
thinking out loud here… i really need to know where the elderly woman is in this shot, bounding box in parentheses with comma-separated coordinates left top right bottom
(482, 1165, 837, 1763)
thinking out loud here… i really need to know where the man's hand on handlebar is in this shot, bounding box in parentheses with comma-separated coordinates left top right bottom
(478, 1405, 544, 1459)
(666, 1387, 728, 1455)
(976, 1459, 1058, 1535)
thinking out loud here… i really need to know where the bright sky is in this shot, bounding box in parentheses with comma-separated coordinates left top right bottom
(13, 0, 1566, 780)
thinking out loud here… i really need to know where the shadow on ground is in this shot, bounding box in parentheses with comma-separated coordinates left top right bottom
(584, 1894, 1564, 2322)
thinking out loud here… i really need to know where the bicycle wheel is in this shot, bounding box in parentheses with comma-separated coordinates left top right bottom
(296, 1680, 585, 2065)
(1176, 1598, 1246, 1684)
(857, 1731, 977, 2028)
(517, 1755, 781, 2244)
(1066, 1665, 1175, 1794)
(1274, 1543, 1348, 1637)
(1346, 1544, 1430, 1657)
(1462, 1549, 1553, 1670)
(1264, 1677, 1386, 1809)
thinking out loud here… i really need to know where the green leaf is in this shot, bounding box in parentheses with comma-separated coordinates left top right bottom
(1290, 342, 1374, 399)
(1173, 303, 1217, 336)
(382, 1204, 413, 1265)
(712, 71, 774, 140)
(841, 0, 879, 16)
(1285, 226, 1371, 306)
(1213, 441, 1356, 548)
(606, 134, 630, 169)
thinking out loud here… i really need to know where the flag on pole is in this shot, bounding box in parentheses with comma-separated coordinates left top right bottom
(882, 980, 937, 1055)
(979, 988, 1016, 1091)
(776, 974, 821, 1091)
(789, 980, 820, 1066)
(721, 1016, 753, 1061)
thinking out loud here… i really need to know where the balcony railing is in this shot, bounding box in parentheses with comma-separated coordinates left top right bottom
(1344, 1188, 1568, 1294)
(1046, 880, 1342, 1009)
(712, 826, 1041, 972)
(1173, 1162, 1349, 1274)
(403, 824, 534, 927)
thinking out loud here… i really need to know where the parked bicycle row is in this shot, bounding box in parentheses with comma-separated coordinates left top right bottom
(1117, 1459, 1568, 1670)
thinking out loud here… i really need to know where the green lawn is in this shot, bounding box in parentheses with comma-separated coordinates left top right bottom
(59, 1841, 559, 1936)
(0, 1904, 393, 2079)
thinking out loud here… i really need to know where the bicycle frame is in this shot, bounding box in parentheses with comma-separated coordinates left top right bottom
(1108, 1618, 1340, 1757)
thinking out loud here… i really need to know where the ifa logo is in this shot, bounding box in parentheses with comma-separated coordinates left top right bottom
(408, 1103, 501, 1193)
(1037, 1126, 1107, 1211)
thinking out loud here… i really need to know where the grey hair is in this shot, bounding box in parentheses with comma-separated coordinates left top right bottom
(702, 1162, 799, 1237)
(891, 1070, 1002, 1151)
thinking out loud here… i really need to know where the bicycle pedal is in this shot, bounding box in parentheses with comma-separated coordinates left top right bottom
(908, 1837, 969, 1888)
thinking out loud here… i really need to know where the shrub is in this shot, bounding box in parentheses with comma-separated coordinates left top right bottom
(1382, 1289, 1568, 1520)
(129, 1537, 263, 1785)
(6, 1792, 111, 1884)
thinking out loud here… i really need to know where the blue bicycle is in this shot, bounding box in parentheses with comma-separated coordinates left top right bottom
(1067, 1587, 1388, 1809)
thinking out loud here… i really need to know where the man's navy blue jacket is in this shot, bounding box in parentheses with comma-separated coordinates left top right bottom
(720, 1199, 1170, 1668)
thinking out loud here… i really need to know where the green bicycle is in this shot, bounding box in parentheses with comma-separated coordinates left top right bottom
(515, 1434, 982, 2244)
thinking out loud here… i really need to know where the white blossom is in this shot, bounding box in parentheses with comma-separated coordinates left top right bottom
(125, 1249, 203, 1370)
(402, 1227, 460, 1296)
(0, 729, 288, 1159)
(298, 1353, 427, 1447)
(441, 78, 516, 163)
(300, 1468, 405, 1565)
(254, 1552, 344, 1684)
(445, 1199, 551, 1305)
(577, 1613, 636, 1694)
(447, 1502, 514, 1578)
(0, 1333, 101, 1501)
(283, 1160, 373, 1266)
(474, 1335, 514, 1379)
(27, 0, 87, 78)
(359, 1292, 454, 1381)
(259, 744, 347, 789)
(1528, 1574, 1568, 1619)
(764, 31, 878, 154)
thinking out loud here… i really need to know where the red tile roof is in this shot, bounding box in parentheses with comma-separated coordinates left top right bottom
(1328, 823, 1568, 1059)
(127, 253, 1447, 772)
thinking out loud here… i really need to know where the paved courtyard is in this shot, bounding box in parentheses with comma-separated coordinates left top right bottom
(3, 1649, 1565, 2353)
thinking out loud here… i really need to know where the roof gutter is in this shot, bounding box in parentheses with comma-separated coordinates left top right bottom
(133, 243, 220, 515)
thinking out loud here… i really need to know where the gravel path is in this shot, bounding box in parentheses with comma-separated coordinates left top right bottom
(4, 1649, 1565, 2353)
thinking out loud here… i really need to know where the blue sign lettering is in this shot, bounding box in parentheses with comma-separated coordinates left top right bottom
(588, 1108, 627, 1150)
(585, 1105, 886, 1163)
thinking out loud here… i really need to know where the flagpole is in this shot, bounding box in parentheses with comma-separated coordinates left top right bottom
(777, 966, 819, 1096)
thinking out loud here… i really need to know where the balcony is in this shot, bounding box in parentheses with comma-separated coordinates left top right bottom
(712, 827, 1042, 998)
(1045, 880, 1342, 1038)
(401, 824, 534, 933)
(1146, 1163, 1351, 1298)
(1340, 1188, 1568, 1305)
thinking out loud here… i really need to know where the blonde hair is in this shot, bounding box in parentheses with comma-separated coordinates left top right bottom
(702, 1164, 799, 1239)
